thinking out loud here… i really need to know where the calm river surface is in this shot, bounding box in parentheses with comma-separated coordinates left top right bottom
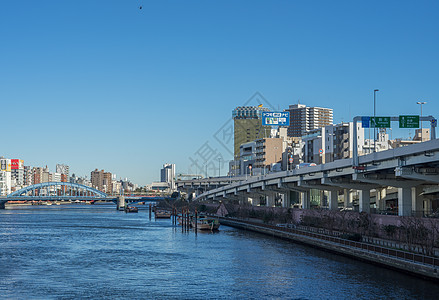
(1, 204, 438, 299)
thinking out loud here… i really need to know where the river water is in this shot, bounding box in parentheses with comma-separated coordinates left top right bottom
(1, 204, 438, 299)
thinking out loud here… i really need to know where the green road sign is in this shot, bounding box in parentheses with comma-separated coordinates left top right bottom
(399, 115, 420, 128)
(371, 117, 391, 128)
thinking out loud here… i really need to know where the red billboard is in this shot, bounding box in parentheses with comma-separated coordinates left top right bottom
(11, 159, 19, 170)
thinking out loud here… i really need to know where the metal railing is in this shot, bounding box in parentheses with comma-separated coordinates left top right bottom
(220, 217, 439, 268)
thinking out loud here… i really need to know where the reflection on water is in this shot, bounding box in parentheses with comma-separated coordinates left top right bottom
(1, 204, 438, 299)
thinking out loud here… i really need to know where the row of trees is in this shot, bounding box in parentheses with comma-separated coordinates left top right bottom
(299, 209, 439, 256)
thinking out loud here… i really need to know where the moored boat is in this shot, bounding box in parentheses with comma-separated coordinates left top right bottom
(124, 206, 138, 213)
(191, 216, 220, 231)
(155, 210, 172, 218)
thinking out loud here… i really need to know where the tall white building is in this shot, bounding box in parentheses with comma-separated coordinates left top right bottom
(0, 158, 12, 196)
(287, 103, 333, 137)
(160, 163, 176, 191)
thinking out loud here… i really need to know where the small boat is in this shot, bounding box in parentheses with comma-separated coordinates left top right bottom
(124, 206, 138, 213)
(191, 216, 220, 231)
(155, 210, 172, 218)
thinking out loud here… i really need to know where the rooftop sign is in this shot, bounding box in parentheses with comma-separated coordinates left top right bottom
(262, 112, 290, 126)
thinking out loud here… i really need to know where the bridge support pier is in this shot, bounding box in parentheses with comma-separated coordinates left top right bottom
(281, 191, 290, 208)
(266, 192, 276, 207)
(328, 190, 339, 210)
(376, 188, 386, 211)
(412, 186, 424, 217)
(359, 189, 370, 213)
(301, 191, 310, 209)
(398, 187, 414, 217)
(343, 189, 352, 208)
(117, 196, 125, 210)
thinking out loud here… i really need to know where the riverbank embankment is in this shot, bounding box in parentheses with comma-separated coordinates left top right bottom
(219, 217, 439, 282)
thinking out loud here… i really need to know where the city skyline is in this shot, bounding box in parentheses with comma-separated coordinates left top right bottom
(1, 1, 438, 185)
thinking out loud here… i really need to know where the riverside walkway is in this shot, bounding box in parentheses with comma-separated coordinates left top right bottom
(219, 217, 439, 281)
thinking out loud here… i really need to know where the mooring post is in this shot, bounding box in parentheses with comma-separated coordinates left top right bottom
(195, 209, 198, 232)
(149, 203, 152, 220)
(182, 208, 185, 232)
(0, 201, 6, 210)
(187, 207, 190, 230)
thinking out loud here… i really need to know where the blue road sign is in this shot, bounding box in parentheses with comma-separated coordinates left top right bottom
(362, 116, 370, 128)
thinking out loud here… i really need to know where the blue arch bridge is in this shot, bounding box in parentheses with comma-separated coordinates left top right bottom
(0, 182, 170, 209)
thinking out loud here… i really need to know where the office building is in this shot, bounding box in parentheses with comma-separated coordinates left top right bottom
(233, 106, 271, 157)
(160, 163, 176, 191)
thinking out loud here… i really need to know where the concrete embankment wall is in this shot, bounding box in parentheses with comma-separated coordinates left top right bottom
(220, 218, 439, 282)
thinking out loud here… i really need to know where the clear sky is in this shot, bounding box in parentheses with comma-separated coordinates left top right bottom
(1, 0, 438, 185)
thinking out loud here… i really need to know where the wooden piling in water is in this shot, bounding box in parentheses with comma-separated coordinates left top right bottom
(186, 207, 190, 230)
(181, 208, 185, 232)
(195, 209, 198, 231)
(149, 203, 152, 220)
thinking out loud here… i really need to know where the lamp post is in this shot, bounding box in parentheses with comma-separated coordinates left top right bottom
(217, 157, 221, 177)
(373, 89, 379, 152)
(417, 101, 427, 142)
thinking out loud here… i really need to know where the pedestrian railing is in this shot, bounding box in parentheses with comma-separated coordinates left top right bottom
(220, 217, 439, 268)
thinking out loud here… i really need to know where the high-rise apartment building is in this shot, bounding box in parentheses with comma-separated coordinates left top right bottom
(91, 169, 112, 193)
(233, 106, 271, 157)
(91, 169, 104, 191)
(254, 138, 284, 170)
(24, 166, 32, 186)
(11, 159, 24, 189)
(0, 157, 11, 196)
(42, 166, 51, 183)
(32, 167, 43, 185)
(286, 104, 333, 137)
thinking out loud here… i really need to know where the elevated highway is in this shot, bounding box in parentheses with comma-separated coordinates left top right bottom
(180, 139, 439, 216)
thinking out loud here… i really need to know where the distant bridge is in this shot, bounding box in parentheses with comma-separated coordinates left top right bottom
(1, 182, 171, 209)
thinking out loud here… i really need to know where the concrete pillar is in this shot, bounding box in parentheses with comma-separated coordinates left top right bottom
(343, 189, 350, 208)
(267, 193, 276, 207)
(398, 187, 412, 217)
(359, 189, 370, 213)
(379, 188, 387, 211)
(301, 191, 310, 209)
(425, 198, 432, 215)
(320, 190, 325, 208)
(329, 190, 339, 210)
(116, 196, 125, 210)
(375, 188, 386, 212)
(412, 186, 423, 217)
(282, 191, 291, 208)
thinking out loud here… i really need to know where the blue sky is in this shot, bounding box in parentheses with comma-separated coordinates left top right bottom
(1, 0, 438, 185)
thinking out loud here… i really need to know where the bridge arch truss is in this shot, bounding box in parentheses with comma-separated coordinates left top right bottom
(7, 182, 108, 198)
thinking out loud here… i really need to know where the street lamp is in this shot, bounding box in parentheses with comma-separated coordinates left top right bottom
(217, 157, 221, 177)
(417, 101, 427, 142)
(373, 89, 379, 153)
